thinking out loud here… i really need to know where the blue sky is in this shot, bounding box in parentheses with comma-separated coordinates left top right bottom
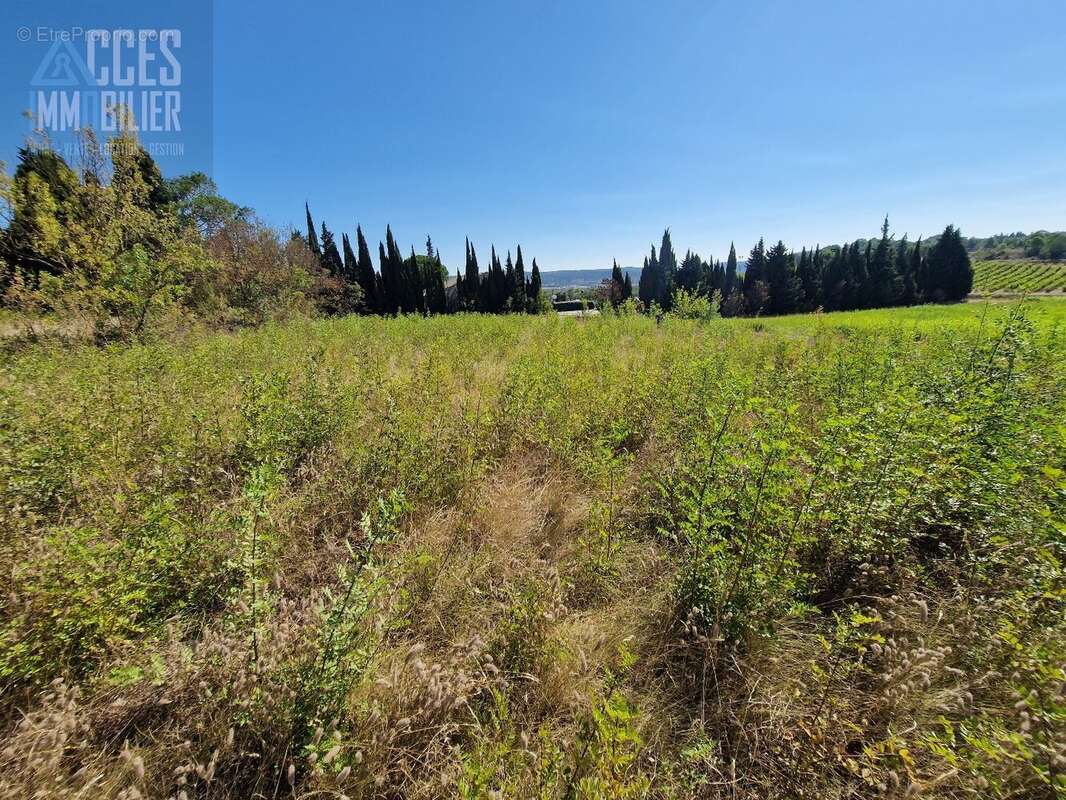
(4, 1, 1066, 269)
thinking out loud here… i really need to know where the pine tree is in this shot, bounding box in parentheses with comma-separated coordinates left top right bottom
(305, 203, 321, 259)
(528, 258, 542, 312)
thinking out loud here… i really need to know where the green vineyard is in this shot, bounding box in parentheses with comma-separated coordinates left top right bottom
(973, 259, 1066, 294)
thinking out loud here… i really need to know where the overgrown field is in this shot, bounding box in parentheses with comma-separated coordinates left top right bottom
(1, 301, 1064, 799)
(973, 260, 1066, 294)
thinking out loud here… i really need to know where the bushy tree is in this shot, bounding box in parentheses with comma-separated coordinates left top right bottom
(923, 225, 972, 301)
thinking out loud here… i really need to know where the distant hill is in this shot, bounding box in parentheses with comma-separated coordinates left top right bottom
(538, 267, 642, 288)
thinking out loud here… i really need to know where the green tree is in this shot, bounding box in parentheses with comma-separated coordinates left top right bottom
(341, 232, 356, 282)
(610, 259, 625, 307)
(766, 240, 802, 315)
(923, 225, 972, 301)
(513, 245, 527, 311)
(743, 238, 768, 314)
(658, 229, 677, 309)
(319, 222, 343, 277)
(304, 203, 321, 259)
(527, 258, 542, 312)
(464, 238, 479, 310)
(354, 225, 378, 312)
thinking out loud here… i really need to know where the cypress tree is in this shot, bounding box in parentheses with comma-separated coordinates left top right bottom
(464, 239, 480, 310)
(871, 216, 903, 307)
(767, 241, 802, 315)
(528, 258, 542, 312)
(896, 235, 916, 306)
(725, 242, 739, 298)
(710, 260, 725, 297)
(822, 246, 844, 311)
(492, 247, 506, 312)
(341, 233, 356, 282)
(677, 249, 701, 293)
(504, 251, 516, 311)
(320, 222, 344, 276)
(380, 226, 405, 314)
(378, 240, 394, 313)
(925, 225, 972, 301)
(911, 239, 925, 303)
(950, 226, 974, 299)
(638, 252, 654, 308)
(305, 202, 321, 259)
(404, 246, 424, 313)
(852, 240, 872, 309)
(809, 246, 824, 309)
(622, 271, 633, 301)
(744, 238, 768, 314)
(429, 253, 447, 313)
(658, 229, 677, 309)
(611, 259, 625, 306)
(354, 226, 378, 312)
(514, 245, 527, 311)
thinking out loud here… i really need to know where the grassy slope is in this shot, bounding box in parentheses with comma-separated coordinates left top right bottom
(0, 299, 1063, 798)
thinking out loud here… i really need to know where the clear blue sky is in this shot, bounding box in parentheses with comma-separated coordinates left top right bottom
(4, 1, 1066, 270)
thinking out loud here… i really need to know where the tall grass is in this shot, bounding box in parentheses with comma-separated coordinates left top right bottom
(0, 299, 1063, 798)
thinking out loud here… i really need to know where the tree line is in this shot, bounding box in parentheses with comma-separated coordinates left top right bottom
(303, 204, 543, 315)
(0, 115, 984, 335)
(634, 218, 973, 316)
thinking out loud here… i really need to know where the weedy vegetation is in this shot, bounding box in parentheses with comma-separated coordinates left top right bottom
(0, 299, 1063, 799)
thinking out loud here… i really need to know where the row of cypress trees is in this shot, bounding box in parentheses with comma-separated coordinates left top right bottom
(638, 219, 974, 316)
(454, 239, 542, 313)
(304, 204, 542, 315)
